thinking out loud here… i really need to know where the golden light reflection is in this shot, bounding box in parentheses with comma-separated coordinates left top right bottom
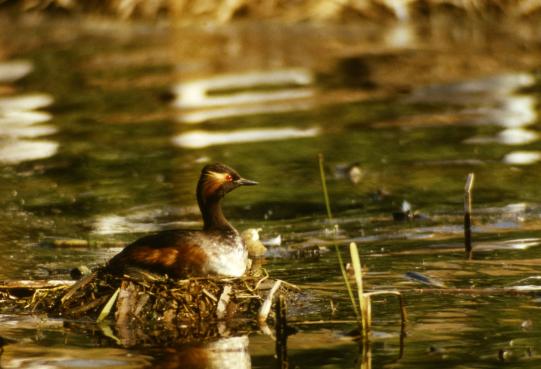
(93, 205, 200, 235)
(0, 60, 33, 83)
(172, 127, 319, 149)
(503, 151, 541, 165)
(173, 69, 315, 124)
(412, 72, 540, 165)
(0, 61, 57, 164)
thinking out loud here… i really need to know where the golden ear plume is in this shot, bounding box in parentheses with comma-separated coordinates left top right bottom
(203, 171, 228, 197)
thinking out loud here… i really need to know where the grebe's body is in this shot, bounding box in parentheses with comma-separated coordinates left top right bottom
(109, 229, 247, 278)
(106, 163, 256, 278)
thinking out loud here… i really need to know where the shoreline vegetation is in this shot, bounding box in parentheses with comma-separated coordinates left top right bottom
(1, 0, 541, 22)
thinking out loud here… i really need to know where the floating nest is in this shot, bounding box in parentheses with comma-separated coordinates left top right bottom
(0, 267, 296, 334)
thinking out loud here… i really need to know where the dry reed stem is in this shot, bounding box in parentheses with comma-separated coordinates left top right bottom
(464, 173, 475, 260)
(350, 242, 369, 337)
(258, 280, 282, 324)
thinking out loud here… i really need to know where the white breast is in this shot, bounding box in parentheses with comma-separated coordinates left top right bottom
(205, 234, 248, 277)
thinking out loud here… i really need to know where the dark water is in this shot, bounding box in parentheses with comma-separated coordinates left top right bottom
(1, 15, 541, 368)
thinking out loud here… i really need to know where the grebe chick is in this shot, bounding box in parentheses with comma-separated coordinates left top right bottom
(106, 163, 257, 278)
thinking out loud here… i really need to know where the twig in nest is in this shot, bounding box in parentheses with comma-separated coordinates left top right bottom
(68, 294, 112, 317)
(61, 272, 96, 305)
(278, 279, 301, 292)
(202, 289, 218, 302)
(258, 280, 282, 324)
(216, 285, 232, 320)
(252, 272, 270, 291)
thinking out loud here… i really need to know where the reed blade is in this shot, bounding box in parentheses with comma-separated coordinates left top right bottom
(318, 153, 333, 219)
(96, 287, 120, 323)
(350, 242, 369, 336)
(318, 153, 360, 323)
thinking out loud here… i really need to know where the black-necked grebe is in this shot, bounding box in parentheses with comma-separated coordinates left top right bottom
(106, 163, 257, 278)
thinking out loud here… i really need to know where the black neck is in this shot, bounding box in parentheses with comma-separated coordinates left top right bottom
(200, 197, 234, 231)
(196, 181, 234, 231)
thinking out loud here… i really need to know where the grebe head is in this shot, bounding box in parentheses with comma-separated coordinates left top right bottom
(197, 163, 257, 204)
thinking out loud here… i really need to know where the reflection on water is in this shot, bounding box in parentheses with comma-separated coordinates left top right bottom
(0, 314, 252, 369)
(0, 140, 58, 164)
(503, 151, 541, 165)
(0, 60, 33, 83)
(1, 344, 150, 369)
(173, 127, 319, 148)
(411, 73, 537, 129)
(173, 69, 314, 123)
(1, 345, 149, 369)
(465, 128, 539, 145)
(0, 315, 150, 368)
(153, 336, 251, 369)
(411, 73, 534, 100)
(497, 128, 538, 145)
(0, 94, 53, 112)
(172, 68, 319, 149)
(93, 205, 200, 235)
(176, 101, 314, 125)
(411, 72, 540, 165)
(486, 95, 537, 128)
(174, 69, 313, 108)
(0, 61, 57, 164)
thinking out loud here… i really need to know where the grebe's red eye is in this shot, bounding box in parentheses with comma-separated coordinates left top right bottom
(225, 174, 233, 182)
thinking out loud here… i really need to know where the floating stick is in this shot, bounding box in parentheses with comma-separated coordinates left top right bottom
(464, 173, 475, 259)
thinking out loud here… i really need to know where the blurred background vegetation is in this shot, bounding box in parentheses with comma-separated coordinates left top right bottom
(1, 0, 540, 22)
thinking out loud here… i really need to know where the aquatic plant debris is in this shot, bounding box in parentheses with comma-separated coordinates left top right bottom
(404, 272, 446, 288)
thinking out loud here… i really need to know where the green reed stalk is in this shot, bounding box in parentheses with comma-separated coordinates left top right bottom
(318, 153, 361, 323)
(318, 153, 333, 219)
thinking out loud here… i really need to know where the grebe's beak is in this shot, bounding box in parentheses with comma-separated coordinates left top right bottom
(236, 178, 258, 186)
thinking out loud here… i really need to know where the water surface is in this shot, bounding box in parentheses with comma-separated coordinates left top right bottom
(1, 15, 541, 369)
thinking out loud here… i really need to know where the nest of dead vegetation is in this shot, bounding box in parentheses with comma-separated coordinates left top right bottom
(18, 267, 295, 330)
